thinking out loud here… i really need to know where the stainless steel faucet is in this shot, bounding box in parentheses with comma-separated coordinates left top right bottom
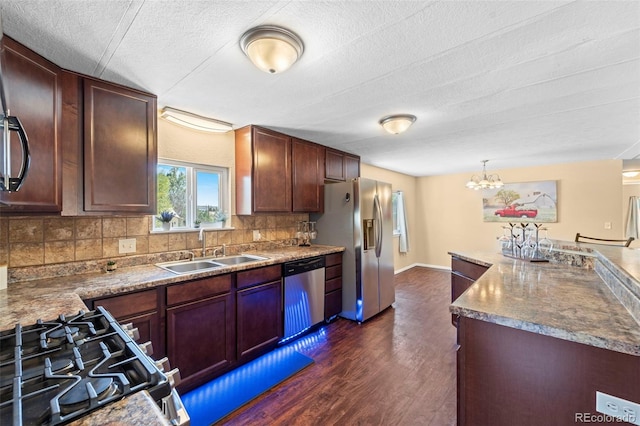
(199, 228, 206, 256)
(213, 244, 226, 257)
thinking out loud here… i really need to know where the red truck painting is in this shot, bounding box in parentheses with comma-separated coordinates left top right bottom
(494, 205, 538, 218)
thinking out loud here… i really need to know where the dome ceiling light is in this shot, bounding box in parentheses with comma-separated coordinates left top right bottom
(240, 25, 304, 74)
(379, 114, 416, 134)
(466, 160, 504, 190)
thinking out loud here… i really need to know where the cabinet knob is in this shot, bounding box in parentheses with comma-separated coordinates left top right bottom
(138, 341, 154, 356)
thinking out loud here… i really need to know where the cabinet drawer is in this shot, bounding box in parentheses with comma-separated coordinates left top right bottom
(167, 275, 232, 306)
(236, 265, 282, 290)
(93, 289, 158, 318)
(325, 277, 342, 293)
(451, 257, 489, 281)
(325, 252, 343, 267)
(325, 264, 342, 281)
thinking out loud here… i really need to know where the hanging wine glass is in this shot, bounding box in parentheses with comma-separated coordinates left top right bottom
(497, 226, 511, 253)
(538, 227, 553, 254)
(521, 225, 535, 258)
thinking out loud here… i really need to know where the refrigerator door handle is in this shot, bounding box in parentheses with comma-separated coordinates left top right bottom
(374, 194, 383, 258)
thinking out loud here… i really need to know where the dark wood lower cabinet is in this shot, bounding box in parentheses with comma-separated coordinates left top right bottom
(237, 281, 282, 363)
(89, 288, 164, 358)
(457, 317, 640, 426)
(167, 293, 235, 392)
(451, 257, 489, 326)
(325, 252, 343, 319)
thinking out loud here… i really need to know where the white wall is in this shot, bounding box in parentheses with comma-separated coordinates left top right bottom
(360, 164, 420, 271)
(157, 118, 238, 213)
(415, 159, 627, 267)
(157, 121, 633, 269)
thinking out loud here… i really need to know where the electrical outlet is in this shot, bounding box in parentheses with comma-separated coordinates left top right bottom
(604, 222, 612, 230)
(118, 238, 137, 254)
(596, 391, 640, 425)
(253, 230, 262, 241)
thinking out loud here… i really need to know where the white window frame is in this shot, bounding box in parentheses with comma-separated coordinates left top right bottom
(155, 158, 230, 230)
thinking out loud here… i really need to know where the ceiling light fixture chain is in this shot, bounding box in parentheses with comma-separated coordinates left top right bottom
(466, 160, 504, 190)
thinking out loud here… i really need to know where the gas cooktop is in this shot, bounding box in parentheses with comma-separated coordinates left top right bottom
(0, 307, 171, 425)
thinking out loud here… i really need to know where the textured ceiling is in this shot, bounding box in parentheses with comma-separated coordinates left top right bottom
(1, 0, 639, 177)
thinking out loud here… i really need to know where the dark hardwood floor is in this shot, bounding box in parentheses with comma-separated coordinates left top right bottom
(219, 267, 457, 425)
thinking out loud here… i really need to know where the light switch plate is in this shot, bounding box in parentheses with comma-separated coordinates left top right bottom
(596, 391, 640, 425)
(118, 238, 137, 254)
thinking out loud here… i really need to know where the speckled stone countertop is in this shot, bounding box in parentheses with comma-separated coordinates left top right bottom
(0, 244, 344, 330)
(0, 244, 344, 426)
(67, 391, 170, 426)
(449, 245, 640, 356)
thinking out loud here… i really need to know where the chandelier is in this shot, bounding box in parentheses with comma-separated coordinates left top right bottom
(466, 160, 504, 190)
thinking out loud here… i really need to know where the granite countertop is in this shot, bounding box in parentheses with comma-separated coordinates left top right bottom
(0, 244, 344, 330)
(67, 391, 170, 426)
(0, 244, 344, 426)
(449, 245, 640, 357)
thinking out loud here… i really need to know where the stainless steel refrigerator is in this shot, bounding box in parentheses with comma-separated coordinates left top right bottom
(311, 177, 395, 322)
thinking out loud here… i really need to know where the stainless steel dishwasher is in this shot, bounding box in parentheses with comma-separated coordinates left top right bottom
(282, 256, 326, 341)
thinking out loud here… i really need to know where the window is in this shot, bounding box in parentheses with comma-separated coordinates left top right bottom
(155, 159, 229, 230)
(392, 191, 401, 236)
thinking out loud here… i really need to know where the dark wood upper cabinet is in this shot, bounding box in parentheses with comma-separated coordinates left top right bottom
(0, 37, 62, 212)
(344, 154, 360, 180)
(324, 148, 345, 181)
(292, 137, 323, 212)
(82, 78, 157, 213)
(325, 148, 360, 182)
(235, 126, 292, 214)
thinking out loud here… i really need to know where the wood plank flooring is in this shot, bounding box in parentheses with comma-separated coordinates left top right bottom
(219, 267, 457, 425)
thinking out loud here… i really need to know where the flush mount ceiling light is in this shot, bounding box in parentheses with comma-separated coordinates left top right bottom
(160, 107, 233, 133)
(240, 25, 304, 74)
(379, 114, 417, 134)
(466, 160, 504, 190)
(622, 170, 640, 178)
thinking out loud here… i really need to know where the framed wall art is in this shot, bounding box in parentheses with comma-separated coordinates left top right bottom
(482, 180, 557, 223)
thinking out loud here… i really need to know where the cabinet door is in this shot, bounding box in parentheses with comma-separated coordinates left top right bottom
(90, 289, 163, 357)
(325, 148, 345, 181)
(83, 78, 157, 213)
(292, 138, 322, 212)
(325, 289, 342, 319)
(451, 272, 475, 327)
(0, 37, 62, 212)
(344, 154, 360, 180)
(237, 280, 282, 363)
(167, 293, 235, 392)
(252, 127, 291, 212)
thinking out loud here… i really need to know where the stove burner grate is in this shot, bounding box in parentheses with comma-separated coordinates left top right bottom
(0, 307, 170, 426)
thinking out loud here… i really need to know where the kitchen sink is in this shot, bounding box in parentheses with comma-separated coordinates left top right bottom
(210, 255, 268, 266)
(156, 260, 222, 274)
(156, 255, 268, 274)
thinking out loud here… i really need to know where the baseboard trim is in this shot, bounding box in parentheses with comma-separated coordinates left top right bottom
(394, 263, 451, 274)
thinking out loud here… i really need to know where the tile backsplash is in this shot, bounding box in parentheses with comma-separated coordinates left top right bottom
(0, 213, 308, 281)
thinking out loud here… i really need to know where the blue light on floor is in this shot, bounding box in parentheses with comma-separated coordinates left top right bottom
(181, 344, 315, 425)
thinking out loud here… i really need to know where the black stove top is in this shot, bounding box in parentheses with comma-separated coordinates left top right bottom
(0, 307, 171, 425)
